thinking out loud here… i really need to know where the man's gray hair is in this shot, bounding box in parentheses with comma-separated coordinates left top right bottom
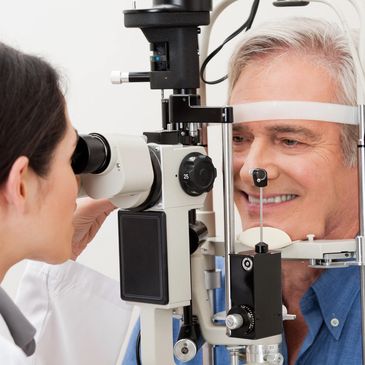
(228, 17, 358, 166)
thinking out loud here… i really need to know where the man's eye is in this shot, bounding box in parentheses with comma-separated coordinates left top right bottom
(282, 138, 300, 146)
(233, 135, 249, 143)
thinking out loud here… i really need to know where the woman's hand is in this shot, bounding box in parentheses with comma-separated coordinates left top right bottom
(71, 198, 116, 260)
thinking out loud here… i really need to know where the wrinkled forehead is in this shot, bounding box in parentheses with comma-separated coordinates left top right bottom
(231, 101, 358, 125)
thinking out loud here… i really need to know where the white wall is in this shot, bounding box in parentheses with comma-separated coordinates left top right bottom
(0, 0, 358, 297)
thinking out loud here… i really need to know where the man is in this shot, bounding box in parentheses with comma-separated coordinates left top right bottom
(229, 16, 360, 364)
(123, 17, 361, 364)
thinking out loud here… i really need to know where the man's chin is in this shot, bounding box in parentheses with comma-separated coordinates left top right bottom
(241, 219, 275, 231)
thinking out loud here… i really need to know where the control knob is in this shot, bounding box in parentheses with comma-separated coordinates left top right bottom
(179, 152, 216, 196)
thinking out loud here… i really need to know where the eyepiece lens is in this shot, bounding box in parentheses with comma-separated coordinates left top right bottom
(71, 134, 110, 174)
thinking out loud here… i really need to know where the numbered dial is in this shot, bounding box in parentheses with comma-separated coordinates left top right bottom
(227, 305, 255, 334)
(179, 152, 217, 196)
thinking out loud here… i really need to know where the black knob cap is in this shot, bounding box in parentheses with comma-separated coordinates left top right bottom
(179, 152, 216, 196)
(252, 168, 267, 188)
(255, 241, 269, 254)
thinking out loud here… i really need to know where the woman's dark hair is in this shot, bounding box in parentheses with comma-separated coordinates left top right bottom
(0, 42, 67, 186)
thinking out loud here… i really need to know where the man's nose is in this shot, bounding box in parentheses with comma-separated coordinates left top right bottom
(236, 140, 279, 185)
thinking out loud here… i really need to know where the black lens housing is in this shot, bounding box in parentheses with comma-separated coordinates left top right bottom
(71, 133, 111, 174)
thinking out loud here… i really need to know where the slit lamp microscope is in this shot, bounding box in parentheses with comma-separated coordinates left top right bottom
(71, 0, 365, 364)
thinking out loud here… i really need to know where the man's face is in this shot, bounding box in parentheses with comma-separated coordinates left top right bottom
(231, 52, 359, 241)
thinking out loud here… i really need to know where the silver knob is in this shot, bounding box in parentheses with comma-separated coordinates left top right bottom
(173, 339, 197, 362)
(110, 71, 129, 84)
(226, 313, 243, 330)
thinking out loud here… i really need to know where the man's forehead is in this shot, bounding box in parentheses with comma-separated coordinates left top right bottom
(230, 53, 338, 104)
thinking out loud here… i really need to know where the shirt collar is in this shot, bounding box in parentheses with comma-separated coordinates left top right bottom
(306, 266, 360, 340)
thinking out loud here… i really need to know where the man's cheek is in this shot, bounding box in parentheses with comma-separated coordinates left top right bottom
(232, 159, 243, 174)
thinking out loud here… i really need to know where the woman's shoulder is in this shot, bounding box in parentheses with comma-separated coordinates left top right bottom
(0, 318, 28, 364)
(0, 312, 12, 341)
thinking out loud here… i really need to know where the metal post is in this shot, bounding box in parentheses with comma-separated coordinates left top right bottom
(360, 247, 365, 365)
(358, 104, 365, 365)
(202, 343, 215, 365)
(259, 187, 264, 243)
(221, 123, 235, 312)
(228, 347, 241, 365)
(246, 344, 283, 365)
(202, 289, 216, 365)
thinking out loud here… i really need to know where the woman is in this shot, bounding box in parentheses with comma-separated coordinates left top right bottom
(0, 42, 132, 364)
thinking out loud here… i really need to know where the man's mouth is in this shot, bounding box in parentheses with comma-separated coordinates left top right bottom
(246, 193, 297, 204)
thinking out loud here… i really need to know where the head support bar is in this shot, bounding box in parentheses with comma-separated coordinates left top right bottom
(232, 101, 358, 125)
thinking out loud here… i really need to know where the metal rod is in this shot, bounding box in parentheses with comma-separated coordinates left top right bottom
(359, 105, 365, 236)
(228, 347, 241, 365)
(222, 123, 235, 313)
(260, 187, 263, 242)
(361, 261, 365, 365)
(202, 287, 216, 365)
(202, 343, 215, 365)
(358, 104, 365, 364)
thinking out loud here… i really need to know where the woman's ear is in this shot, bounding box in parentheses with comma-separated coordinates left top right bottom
(2, 156, 31, 212)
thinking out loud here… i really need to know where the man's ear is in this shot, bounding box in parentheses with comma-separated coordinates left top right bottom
(2, 156, 31, 212)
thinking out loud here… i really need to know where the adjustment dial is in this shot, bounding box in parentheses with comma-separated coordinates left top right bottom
(227, 305, 255, 334)
(179, 152, 216, 196)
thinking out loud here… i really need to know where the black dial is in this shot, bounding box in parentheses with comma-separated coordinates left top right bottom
(228, 305, 255, 335)
(239, 305, 255, 334)
(179, 152, 216, 196)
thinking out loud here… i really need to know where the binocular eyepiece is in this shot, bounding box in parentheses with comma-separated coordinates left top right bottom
(72, 133, 111, 175)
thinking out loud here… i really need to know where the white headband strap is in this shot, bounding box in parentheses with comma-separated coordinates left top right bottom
(232, 101, 358, 125)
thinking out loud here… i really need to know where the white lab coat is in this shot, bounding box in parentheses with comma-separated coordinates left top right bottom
(0, 260, 132, 365)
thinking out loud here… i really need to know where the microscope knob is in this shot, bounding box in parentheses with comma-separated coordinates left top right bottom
(174, 339, 197, 362)
(179, 152, 217, 196)
(226, 305, 255, 334)
(226, 314, 244, 330)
